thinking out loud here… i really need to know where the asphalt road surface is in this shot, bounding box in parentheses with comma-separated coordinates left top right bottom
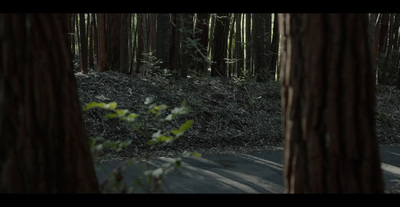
(95, 146, 400, 193)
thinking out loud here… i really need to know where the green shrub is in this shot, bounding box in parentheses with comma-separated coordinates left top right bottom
(84, 98, 200, 193)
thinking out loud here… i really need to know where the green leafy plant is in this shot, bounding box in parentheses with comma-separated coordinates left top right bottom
(84, 98, 200, 193)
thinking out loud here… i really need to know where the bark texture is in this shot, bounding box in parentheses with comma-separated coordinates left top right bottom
(0, 14, 99, 193)
(279, 13, 384, 193)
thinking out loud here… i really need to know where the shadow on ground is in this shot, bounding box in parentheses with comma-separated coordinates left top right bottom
(95, 146, 400, 193)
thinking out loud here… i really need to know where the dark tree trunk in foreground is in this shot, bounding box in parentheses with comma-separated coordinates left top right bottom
(279, 13, 384, 193)
(0, 14, 99, 193)
(211, 13, 230, 77)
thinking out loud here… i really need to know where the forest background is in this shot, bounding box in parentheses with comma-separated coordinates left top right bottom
(72, 13, 400, 86)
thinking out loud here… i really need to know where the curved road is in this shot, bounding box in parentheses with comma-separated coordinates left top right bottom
(95, 146, 400, 193)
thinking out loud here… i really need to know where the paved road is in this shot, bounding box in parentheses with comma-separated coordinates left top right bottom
(95, 146, 400, 193)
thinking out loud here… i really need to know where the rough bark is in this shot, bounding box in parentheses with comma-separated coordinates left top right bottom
(97, 13, 107, 72)
(211, 13, 230, 77)
(279, 13, 384, 193)
(0, 13, 99, 193)
(106, 13, 121, 71)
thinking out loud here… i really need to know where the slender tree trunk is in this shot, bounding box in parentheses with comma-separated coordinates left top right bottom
(252, 13, 272, 82)
(136, 14, 144, 74)
(92, 13, 98, 64)
(195, 13, 210, 73)
(156, 13, 171, 70)
(211, 13, 230, 77)
(79, 13, 88, 74)
(88, 16, 95, 69)
(271, 13, 280, 81)
(279, 13, 384, 193)
(228, 14, 235, 78)
(120, 13, 130, 74)
(106, 13, 121, 71)
(71, 14, 76, 59)
(368, 13, 377, 67)
(169, 13, 179, 75)
(235, 13, 244, 77)
(179, 13, 193, 78)
(245, 13, 252, 73)
(148, 13, 157, 53)
(377, 13, 389, 84)
(130, 14, 137, 76)
(208, 14, 216, 59)
(97, 13, 107, 72)
(0, 13, 99, 193)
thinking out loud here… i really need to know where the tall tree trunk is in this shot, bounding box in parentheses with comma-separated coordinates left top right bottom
(92, 13, 98, 65)
(169, 13, 180, 75)
(156, 13, 171, 70)
(211, 13, 230, 77)
(195, 13, 210, 73)
(71, 14, 76, 59)
(88, 15, 95, 69)
(148, 13, 157, 53)
(271, 13, 280, 81)
(235, 13, 244, 77)
(97, 13, 107, 72)
(120, 13, 129, 74)
(79, 13, 88, 74)
(179, 13, 193, 78)
(377, 13, 389, 84)
(0, 13, 99, 193)
(368, 13, 377, 67)
(136, 14, 144, 74)
(252, 13, 272, 82)
(130, 14, 137, 76)
(245, 13, 252, 73)
(228, 14, 235, 78)
(279, 13, 384, 193)
(106, 13, 121, 71)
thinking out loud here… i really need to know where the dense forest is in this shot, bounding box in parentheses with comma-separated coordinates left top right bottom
(1, 13, 400, 193)
(70, 13, 280, 80)
(70, 13, 400, 87)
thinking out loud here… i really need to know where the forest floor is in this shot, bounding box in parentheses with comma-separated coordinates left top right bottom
(75, 70, 400, 164)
